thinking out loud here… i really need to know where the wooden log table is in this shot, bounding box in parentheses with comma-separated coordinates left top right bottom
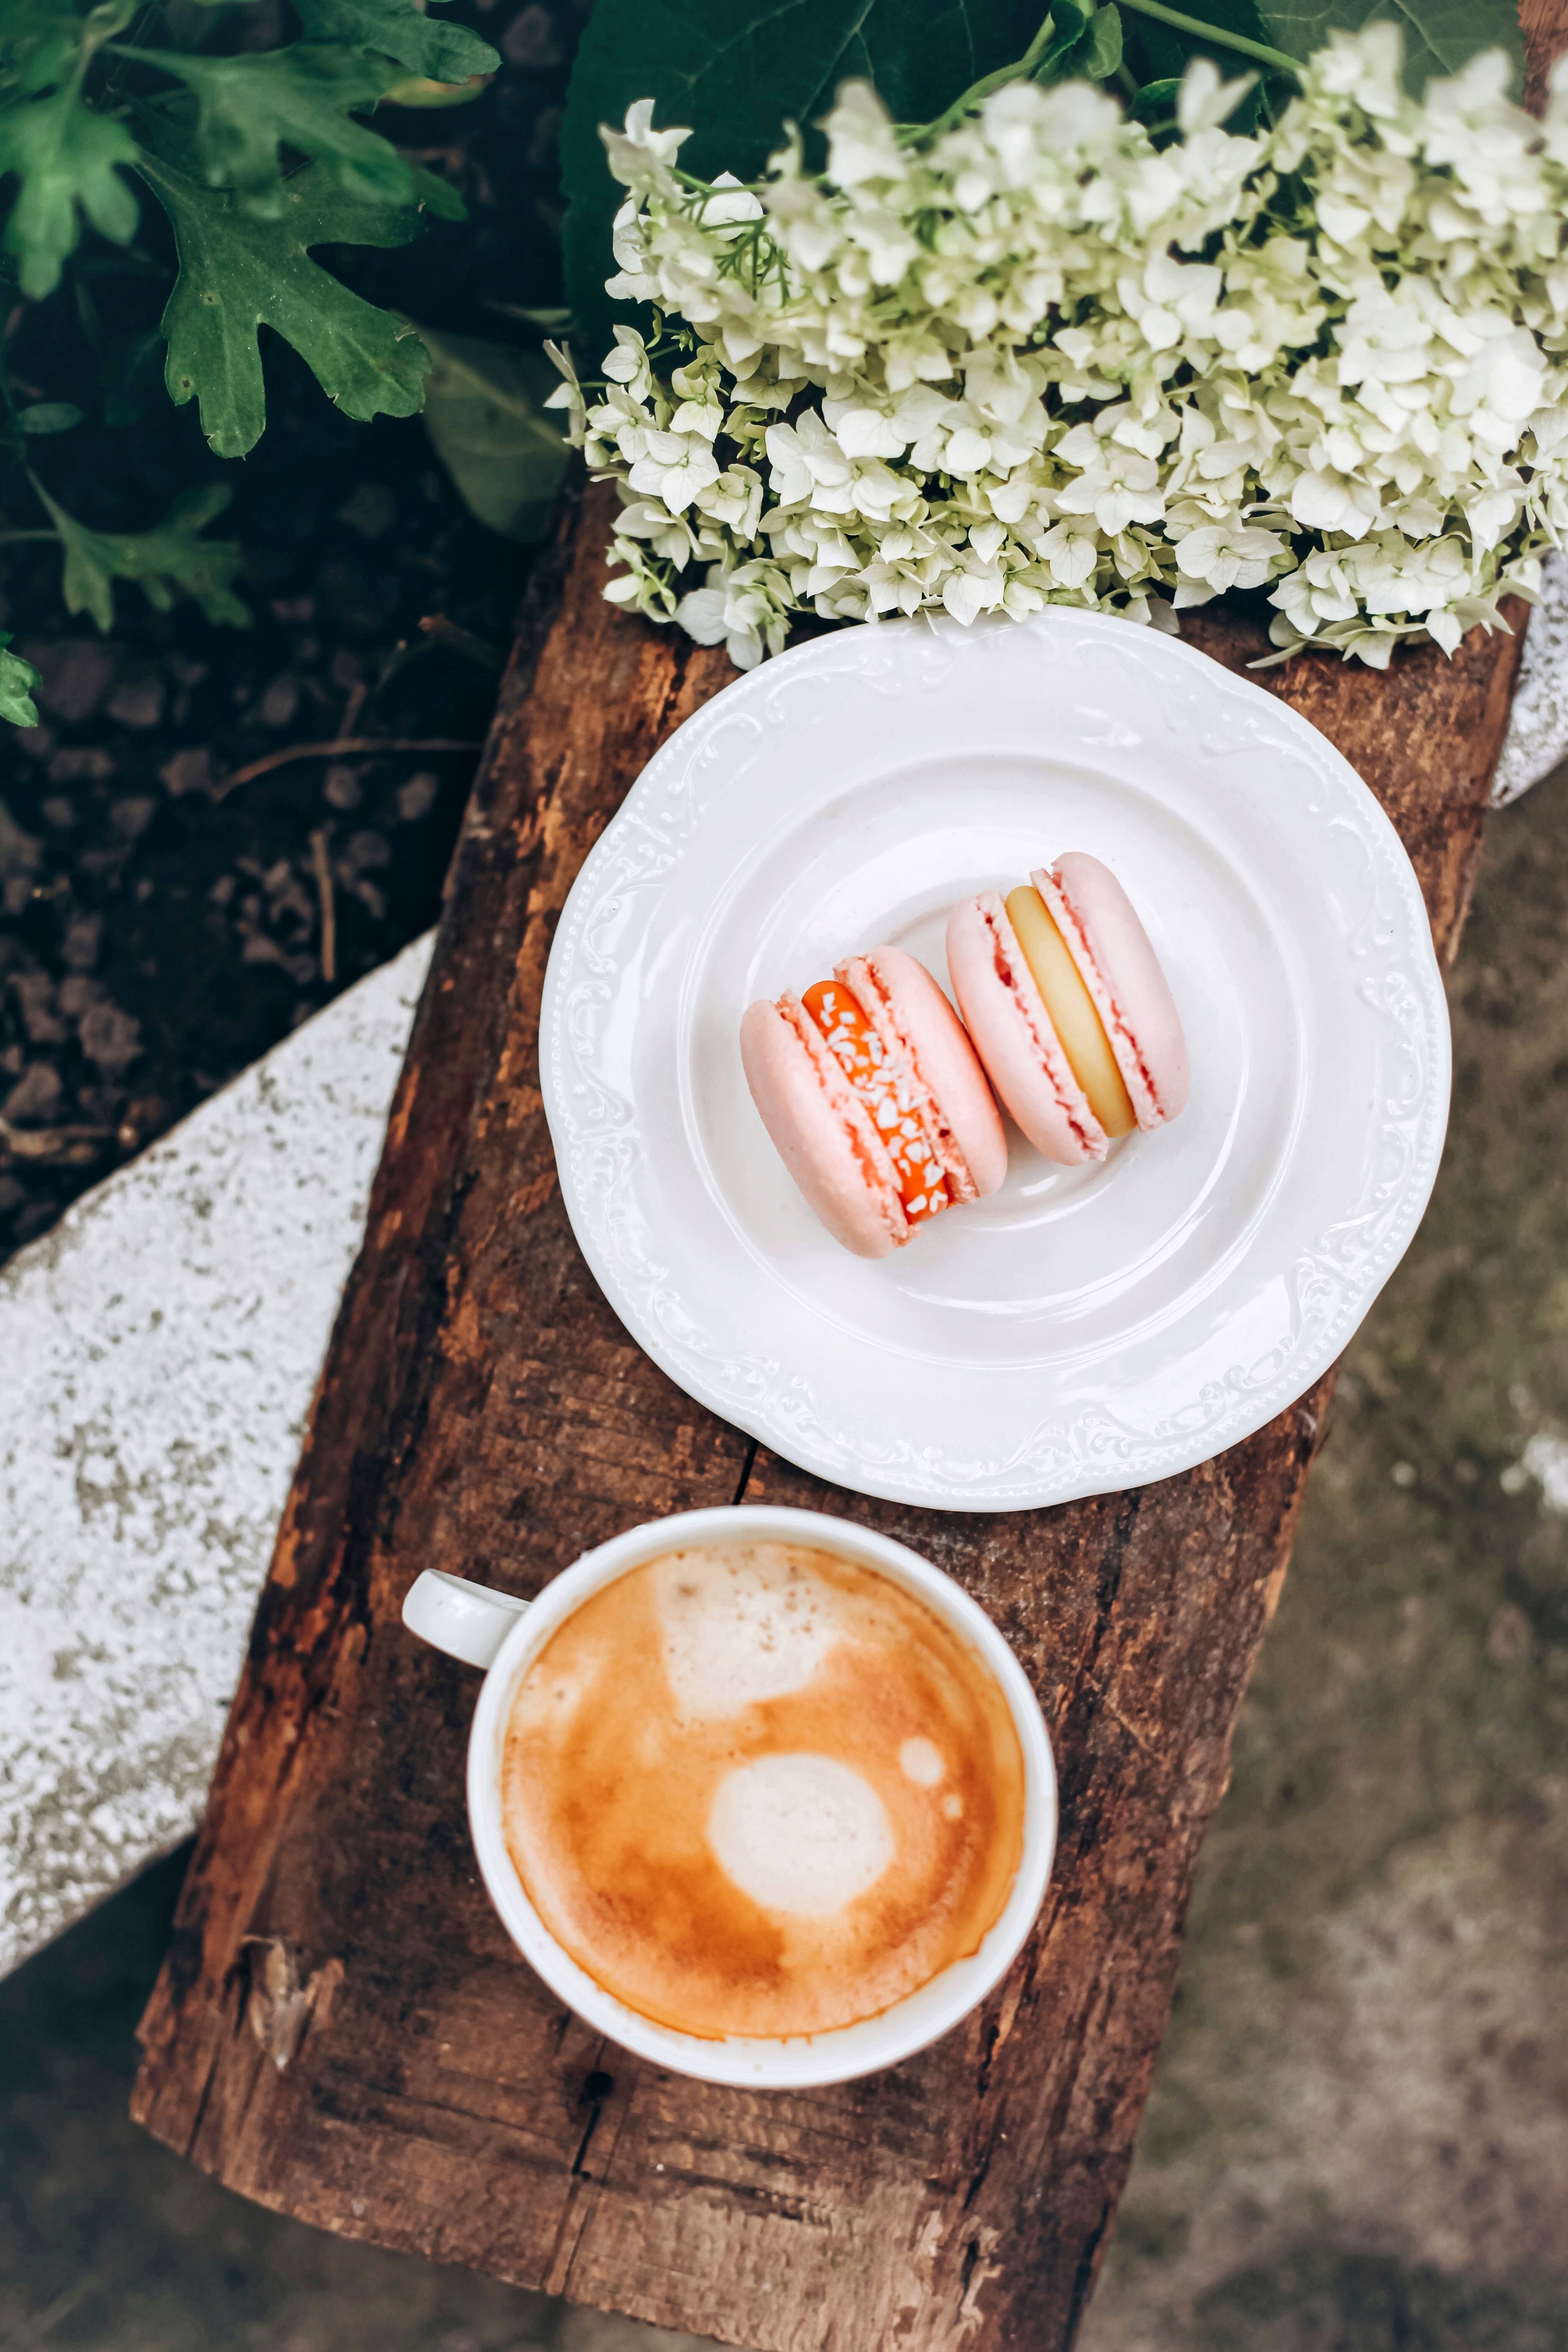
(126, 481, 1521, 2348)
(134, 11, 1567, 2298)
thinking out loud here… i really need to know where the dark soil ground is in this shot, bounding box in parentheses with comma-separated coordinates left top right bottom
(0, 393, 526, 1258)
(0, 0, 580, 1266)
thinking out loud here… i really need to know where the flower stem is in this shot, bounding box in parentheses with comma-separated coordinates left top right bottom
(1113, 0, 1300, 78)
(904, 0, 1297, 142)
(913, 7, 1057, 137)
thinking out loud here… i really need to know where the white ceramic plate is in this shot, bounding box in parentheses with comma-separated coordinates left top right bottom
(542, 610, 1449, 1511)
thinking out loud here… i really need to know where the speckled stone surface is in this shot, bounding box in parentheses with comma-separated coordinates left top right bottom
(1494, 548, 1568, 805)
(0, 932, 434, 1979)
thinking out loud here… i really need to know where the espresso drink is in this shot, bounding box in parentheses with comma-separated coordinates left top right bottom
(499, 1542, 1026, 2040)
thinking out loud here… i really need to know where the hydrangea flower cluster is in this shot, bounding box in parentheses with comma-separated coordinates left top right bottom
(547, 28, 1568, 670)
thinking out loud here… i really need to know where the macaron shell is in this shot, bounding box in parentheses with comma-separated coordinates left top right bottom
(740, 997, 909, 1259)
(945, 893, 1108, 1167)
(841, 945, 1008, 1201)
(1035, 855, 1190, 1125)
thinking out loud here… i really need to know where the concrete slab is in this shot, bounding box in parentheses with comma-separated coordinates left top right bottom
(1494, 550, 1568, 805)
(0, 934, 434, 1978)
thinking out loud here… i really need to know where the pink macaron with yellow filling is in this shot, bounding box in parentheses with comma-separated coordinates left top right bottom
(946, 853, 1188, 1167)
(741, 945, 1007, 1259)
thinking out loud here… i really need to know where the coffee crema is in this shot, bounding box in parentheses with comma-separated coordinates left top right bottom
(499, 1541, 1026, 2040)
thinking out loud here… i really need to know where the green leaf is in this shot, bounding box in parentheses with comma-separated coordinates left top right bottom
(1069, 5, 1123, 80)
(0, 632, 41, 728)
(1254, 0, 1523, 93)
(0, 0, 85, 99)
(418, 328, 570, 542)
(1, 0, 133, 103)
(1025, 0, 1096, 82)
(1026, 0, 1136, 90)
(29, 477, 249, 632)
(291, 0, 499, 84)
(114, 42, 410, 217)
(1127, 70, 1181, 114)
(380, 72, 489, 107)
(0, 80, 139, 297)
(408, 160, 466, 219)
(134, 131, 433, 458)
(16, 399, 83, 431)
(495, 303, 575, 330)
(560, 0, 1043, 369)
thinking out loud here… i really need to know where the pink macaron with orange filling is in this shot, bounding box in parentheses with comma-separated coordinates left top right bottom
(741, 945, 1006, 1259)
(946, 853, 1188, 1167)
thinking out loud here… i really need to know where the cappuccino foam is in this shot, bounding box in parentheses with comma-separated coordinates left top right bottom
(499, 1541, 1026, 2040)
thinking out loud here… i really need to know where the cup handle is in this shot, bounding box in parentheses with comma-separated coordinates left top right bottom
(402, 1569, 529, 1671)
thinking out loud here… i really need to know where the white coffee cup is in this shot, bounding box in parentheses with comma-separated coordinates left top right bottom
(402, 1503, 1057, 2088)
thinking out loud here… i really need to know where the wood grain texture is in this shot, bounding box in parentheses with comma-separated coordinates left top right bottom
(1177, 601, 1529, 965)
(1521, 0, 1568, 110)
(129, 469, 1526, 2351)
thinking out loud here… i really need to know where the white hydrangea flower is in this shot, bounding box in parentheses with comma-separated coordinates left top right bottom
(1174, 520, 1288, 596)
(549, 34, 1568, 668)
(823, 80, 908, 190)
(600, 99, 690, 201)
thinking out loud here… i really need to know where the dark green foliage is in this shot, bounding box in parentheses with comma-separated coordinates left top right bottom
(0, 629, 41, 723)
(0, 0, 498, 665)
(136, 128, 437, 458)
(0, 76, 140, 299)
(417, 329, 573, 543)
(29, 475, 247, 628)
(0, 0, 495, 295)
(115, 43, 411, 216)
(291, 0, 498, 82)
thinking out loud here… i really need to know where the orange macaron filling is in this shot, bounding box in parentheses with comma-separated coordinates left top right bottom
(1003, 885, 1135, 1140)
(801, 979, 951, 1226)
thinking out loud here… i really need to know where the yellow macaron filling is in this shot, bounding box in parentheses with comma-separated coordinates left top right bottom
(1005, 885, 1135, 1138)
